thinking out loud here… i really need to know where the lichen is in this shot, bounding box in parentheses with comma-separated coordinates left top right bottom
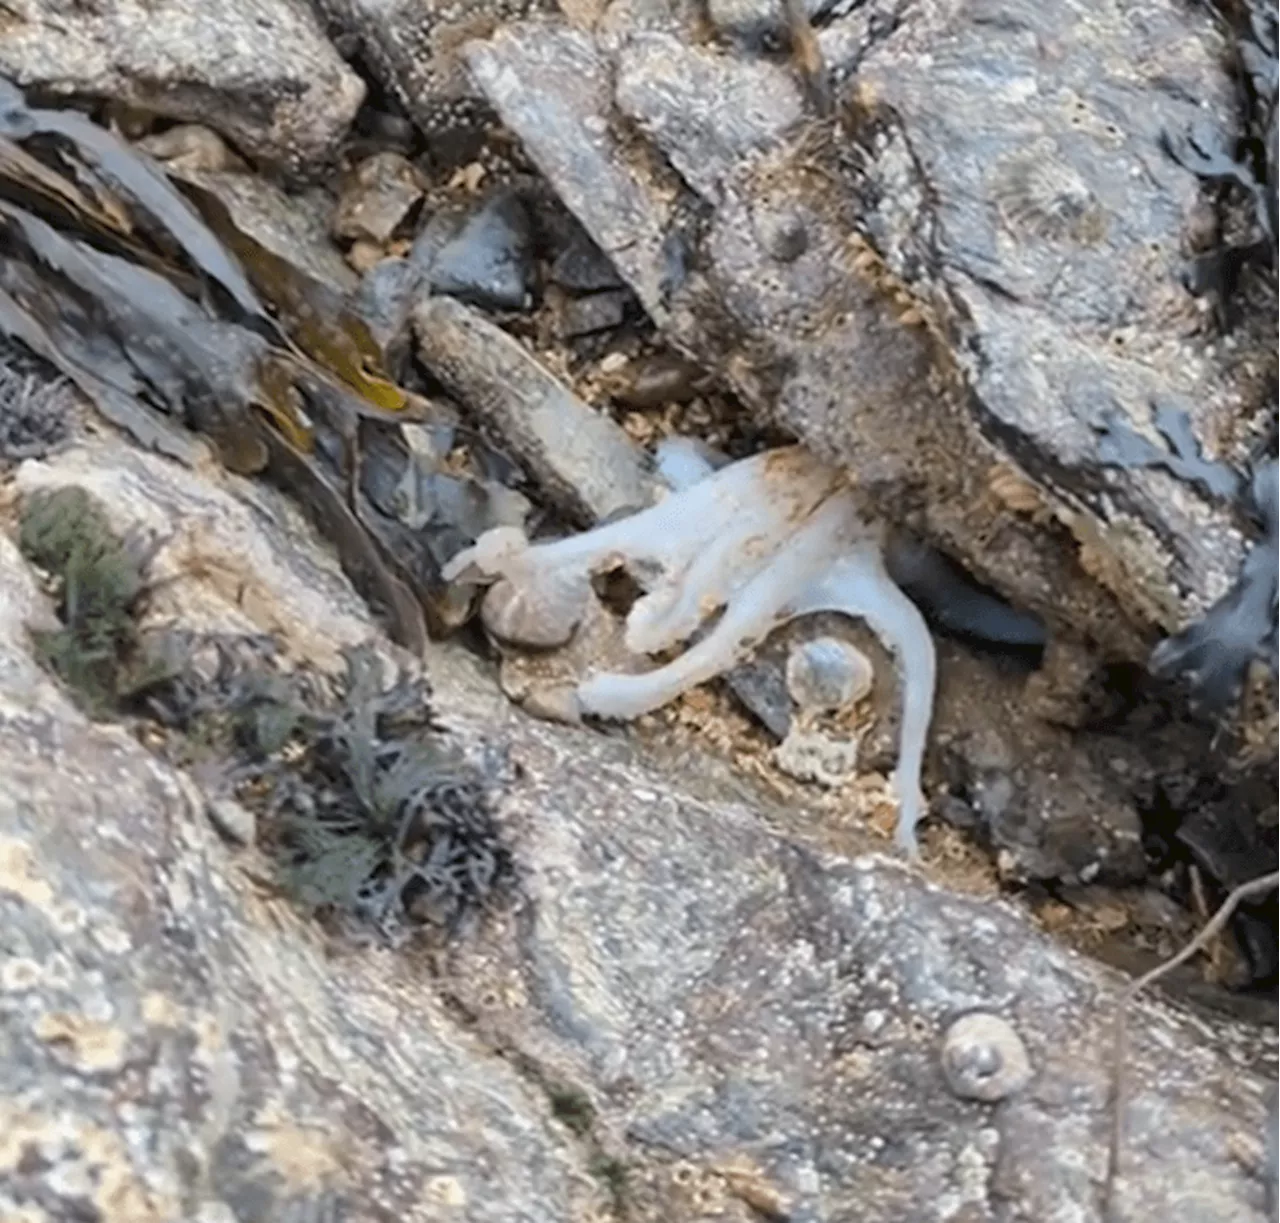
(17, 485, 156, 716)
(444, 445, 938, 856)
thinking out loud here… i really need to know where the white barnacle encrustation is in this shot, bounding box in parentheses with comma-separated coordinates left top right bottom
(940, 1012, 1033, 1102)
(442, 444, 938, 856)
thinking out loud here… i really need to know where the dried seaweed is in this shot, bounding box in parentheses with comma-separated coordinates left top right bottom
(147, 643, 516, 935)
(0, 78, 529, 653)
(0, 337, 72, 465)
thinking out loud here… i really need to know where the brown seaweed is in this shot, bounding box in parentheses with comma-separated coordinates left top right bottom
(0, 77, 270, 323)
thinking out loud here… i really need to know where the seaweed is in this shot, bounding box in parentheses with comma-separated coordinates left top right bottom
(1164, 0, 1278, 322)
(1148, 458, 1278, 712)
(146, 642, 515, 935)
(0, 337, 71, 466)
(1092, 400, 1245, 502)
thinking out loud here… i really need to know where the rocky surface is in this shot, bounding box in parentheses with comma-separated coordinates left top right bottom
(463, 3, 1272, 698)
(311, 0, 554, 166)
(0, 0, 364, 173)
(0, 424, 1273, 1223)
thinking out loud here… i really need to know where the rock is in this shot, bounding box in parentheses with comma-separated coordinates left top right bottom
(206, 796, 256, 846)
(332, 152, 427, 246)
(0, 430, 1272, 1222)
(310, 0, 553, 165)
(425, 190, 538, 312)
(549, 227, 625, 293)
(463, 9, 1267, 689)
(614, 352, 716, 408)
(412, 295, 652, 523)
(707, 0, 829, 42)
(558, 288, 633, 337)
(0, 0, 364, 173)
(136, 124, 247, 175)
(353, 257, 422, 378)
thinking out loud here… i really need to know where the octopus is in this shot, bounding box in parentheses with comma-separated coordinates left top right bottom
(442, 443, 937, 856)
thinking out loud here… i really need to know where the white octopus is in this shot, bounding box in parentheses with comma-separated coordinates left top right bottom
(443, 443, 937, 856)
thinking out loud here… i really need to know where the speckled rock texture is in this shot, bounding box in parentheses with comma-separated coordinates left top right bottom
(310, 0, 555, 164)
(0, 436, 1273, 1220)
(0, 0, 364, 172)
(462, 1, 1272, 684)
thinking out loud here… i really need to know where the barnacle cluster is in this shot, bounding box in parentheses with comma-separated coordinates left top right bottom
(444, 444, 938, 855)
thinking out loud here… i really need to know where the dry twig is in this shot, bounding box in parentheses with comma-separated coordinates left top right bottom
(1103, 868, 1280, 1219)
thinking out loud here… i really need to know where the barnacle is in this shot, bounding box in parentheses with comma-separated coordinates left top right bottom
(940, 1012, 1033, 1102)
(443, 445, 938, 856)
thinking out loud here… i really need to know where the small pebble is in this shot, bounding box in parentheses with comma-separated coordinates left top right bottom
(332, 151, 427, 246)
(550, 230, 625, 292)
(206, 798, 256, 847)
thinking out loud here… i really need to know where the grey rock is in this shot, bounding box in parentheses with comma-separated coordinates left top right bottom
(614, 31, 808, 202)
(559, 288, 633, 337)
(467, 25, 678, 320)
(412, 295, 652, 523)
(0, 433, 1271, 1222)
(0, 0, 364, 173)
(310, 0, 552, 165)
(427, 191, 538, 312)
(707, 0, 831, 43)
(549, 228, 625, 293)
(354, 257, 422, 378)
(463, 7, 1264, 689)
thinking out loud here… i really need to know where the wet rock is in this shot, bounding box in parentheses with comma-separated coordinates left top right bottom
(559, 288, 634, 337)
(412, 295, 651, 523)
(332, 151, 427, 246)
(423, 190, 538, 312)
(464, 9, 1266, 694)
(0, 431, 1272, 1222)
(311, 0, 552, 166)
(1, 0, 364, 173)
